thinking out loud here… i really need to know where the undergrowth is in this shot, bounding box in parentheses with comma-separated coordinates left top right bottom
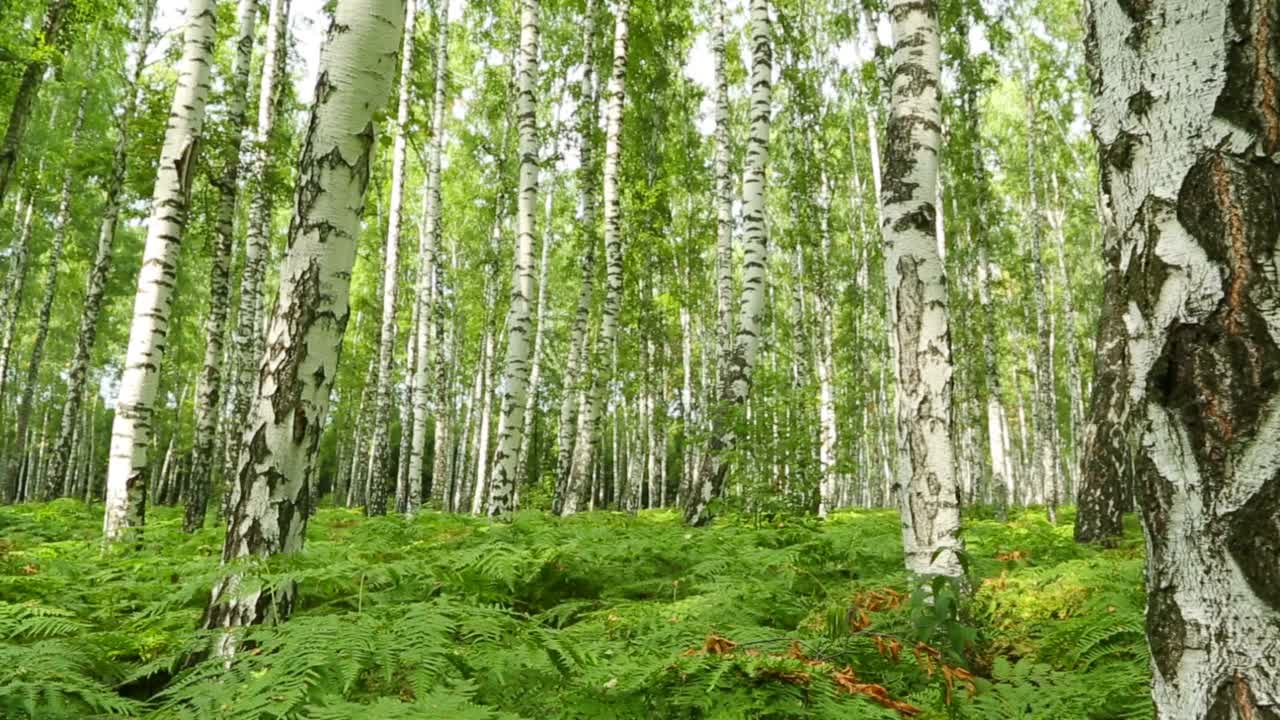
(0, 500, 1150, 719)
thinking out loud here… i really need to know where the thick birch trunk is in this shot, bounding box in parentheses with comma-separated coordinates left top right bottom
(409, 0, 452, 510)
(562, 0, 632, 514)
(685, 0, 771, 526)
(45, 0, 157, 502)
(712, 0, 734, 386)
(7, 94, 86, 504)
(103, 0, 217, 541)
(185, 0, 258, 533)
(1090, 3, 1280, 715)
(224, 0, 291, 489)
(0, 0, 71, 207)
(488, 0, 541, 516)
(205, 0, 403, 650)
(880, 0, 963, 579)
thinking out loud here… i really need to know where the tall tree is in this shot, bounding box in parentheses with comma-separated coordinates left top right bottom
(880, 0, 962, 578)
(488, 0, 541, 516)
(367, 0, 419, 517)
(205, 0, 404, 652)
(684, 0, 772, 526)
(184, 0, 259, 532)
(711, 0, 734, 386)
(1090, 1, 1280, 715)
(0, 0, 72, 207)
(0, 193, 35, 409)
(44, 0, 157, 502)
(102, 0, 217, 541)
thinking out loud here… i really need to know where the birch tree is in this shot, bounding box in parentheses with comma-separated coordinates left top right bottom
(488, 0, 541, 516)
(0, 0, 72, 207)
(880, 0, 962, 578)
(184, 0, 258, 532)
(684, 0, 772, 526)
(206, 0, 404, 649)
(367, 0, 419, 517)
(102, 0, 217, 541)
(1089, 1, 1280, 714)
(712, 0, 734, 385)
(44, 0, 156, 502)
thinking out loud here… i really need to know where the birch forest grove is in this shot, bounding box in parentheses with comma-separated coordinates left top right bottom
(0, 0, 1277, 718)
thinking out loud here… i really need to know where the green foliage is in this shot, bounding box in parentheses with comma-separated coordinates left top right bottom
(0, 503, 1149, 719)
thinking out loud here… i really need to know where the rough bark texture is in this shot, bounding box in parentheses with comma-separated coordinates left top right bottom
(880, 0, 963, 579)
(712, 0, 734, 387)
(684, 0, 772, 526)
(488, 0, 541, 516)
(553, 0, 601, 512)
(103, 0, 217, 542)
(562, 0, 632, 515)
(0, 0, 72, 207)
(224, 0, 291, 491)
(410, 0, 451, 510)
(185, 0, 258, 532)
(205, 0, 403, 653)
(46, 0, 157, 503)
(1089, 0, 1280, 716)
(515, 141, 558, 492)
(367, 0, 419, 517)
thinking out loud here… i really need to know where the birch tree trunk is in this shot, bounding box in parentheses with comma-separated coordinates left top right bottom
(0, 0, 72, 207)
(978, 248, 1014, 515)
(367, 0, 419, 517)
(45, 0, 156, 502)
(224, 0, 291, 489)
(553, 0, 601, 501)
(409, 0, 452, 510)
(712, 0, 734, 386)
(562, 0, 632, 514)
(205, 0, 403, 651)
(1089, 0, 1280, 715)
(488, 0, 541, 516)
(6, 93, 86, 504)
(0, 194, 34, 416)
(880, 0, 963, 579)
(184, 0, 258, 533)
(684, 0, 771, 526)
(103, 0, 217, 542)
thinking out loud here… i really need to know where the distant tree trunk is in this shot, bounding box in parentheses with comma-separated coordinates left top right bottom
(429, 292, 455, 508)
(0, 0, 72, 207)
(711, 0, 734, 386)
(103, 0, 217, 542)
(6, 93, 86, 504)
(1047, 174, 1085, 499)
(205, 0, 403, 652)
(685, 0, 771, 526)
(488, 0, 542, 516)
(880, 0, 962, 579)
(409, 0, 452, 511)
(977, 247, 1014, 515)
(0, 194, 35, 410)
(45, 0, 157, 503)
(815, 185, 839, 518)
(223, 0, 291, 490)
(1090, 0, 1280, 716)
(367, 0, 419, 518)
(563, 0, 632, 515)
(553, 0, 601, 504)
(185, 0, 258, 533)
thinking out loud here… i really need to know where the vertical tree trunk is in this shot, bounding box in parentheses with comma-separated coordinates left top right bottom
(1047, 174, 1086, 495)
(6, 93, 86, 504)
(488, 0, 542, 516)
(430, 275, 456, 508)
(0, 0, 72, 207)
(978, 246, 1014, 515)
(553, 0, 601, 504)
(184, 0, 258, 533)
(0, 194, 35, 412)
(469, 325, 497, 514)
(711, 0, 734, 387)
(1090, 1, 1280, 716)
(880, 0, 962, 579)
(409, 0, 452, 511)
(103, 0, 217, 541)
(563, 0, 632, 514)
(224, 0, 291, 489)
(367, 0, 419, 518)
(684, 0, 771, 526)
(45, 0, 157, 503)
(205, 0, 403, 652)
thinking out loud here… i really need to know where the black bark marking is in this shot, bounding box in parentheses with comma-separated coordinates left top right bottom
(1207, 675, 1280, 720)
(1224, 473, 1280, 612)
(1216, 0, 1280, 154)
(1105, 131, 1138, 173)
(1146, 585, 1185, 681)
(1127, 88, 1154, 117)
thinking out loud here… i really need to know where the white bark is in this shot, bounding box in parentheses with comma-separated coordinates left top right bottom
(206, 0, 403, 649)
(712, 0, 734, 385)
(1090, 0, 1280, 716)
(103, 0, 217, 542)
(880, 0, 962, 579)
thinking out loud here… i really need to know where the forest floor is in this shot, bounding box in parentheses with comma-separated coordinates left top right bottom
(1, 500, 1151, 719)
